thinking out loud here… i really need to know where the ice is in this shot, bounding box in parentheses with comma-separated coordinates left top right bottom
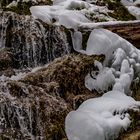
(6, 1, 18, 8)
(66, 90, 139, 140)
(30, 4, 90, 29)
(85, 67, 115, 92)
(58, 10, 90, 29)
(86, 29, 124, 64)
(112, 48, 127, 68)
(86, 29, 138, 64)
(120, 59, 130, 74)
(30, 0, 116, 29)
(72, 31, 83, 51)
(66, 28, 140, 140)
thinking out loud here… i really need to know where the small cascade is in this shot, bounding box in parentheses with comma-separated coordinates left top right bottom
(0, 72, 68, 139)
(0, 11, 72, 68)
(0, 75, 36, 139)
(0, 10, 72, 139)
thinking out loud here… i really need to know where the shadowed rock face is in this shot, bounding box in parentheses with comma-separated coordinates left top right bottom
(0, 11, 72, 69)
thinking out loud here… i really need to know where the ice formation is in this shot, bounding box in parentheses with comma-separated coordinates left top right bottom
(65, 29, 140, 140)
(30, 0, 114, 29)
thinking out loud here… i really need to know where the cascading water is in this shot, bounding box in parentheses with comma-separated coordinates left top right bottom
(0, 70, 68, 139)
(0, 11, 72, 68)
(0, 10, 72, 139)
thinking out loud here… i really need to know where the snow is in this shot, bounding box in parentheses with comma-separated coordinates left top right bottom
(66, 29, 140, 140)
(30, 0, 115, 29)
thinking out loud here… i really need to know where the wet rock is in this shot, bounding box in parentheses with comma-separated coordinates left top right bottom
(0, 48, 13, 70)
(0, 48, 15, 77)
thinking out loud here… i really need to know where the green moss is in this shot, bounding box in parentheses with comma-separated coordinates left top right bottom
(1, 0, 53, 14)
(3, 2, 32, 15)
(104, 0, 136, 21)
(1, 0, 13, 8)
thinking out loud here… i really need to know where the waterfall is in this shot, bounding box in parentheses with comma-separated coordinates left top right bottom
(0, 11, 72, 69)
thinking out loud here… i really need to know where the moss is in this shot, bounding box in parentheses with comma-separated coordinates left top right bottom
(1, 0, 13, 8)
(3, 2, 32, 15)
(131, 81, 140, 101)
(1, 0, 53, 15)
(104, 0, 136, 21)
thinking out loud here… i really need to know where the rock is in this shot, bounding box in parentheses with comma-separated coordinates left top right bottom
(0, 54, 104, 139)
(0, 48, 13, 70)
(0, 48, 15, 77)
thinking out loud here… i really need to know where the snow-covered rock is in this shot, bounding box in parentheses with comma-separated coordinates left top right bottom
(30, 0, 115, 29)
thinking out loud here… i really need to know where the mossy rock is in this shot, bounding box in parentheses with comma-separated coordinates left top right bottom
(0, 48, 13, 70)
(104, 0, 136, 21)
(1, 0, 52, 15)
(3, 2, 32, 15)
(21, 54, 105, 99)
